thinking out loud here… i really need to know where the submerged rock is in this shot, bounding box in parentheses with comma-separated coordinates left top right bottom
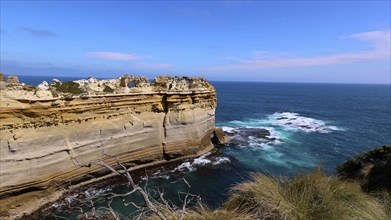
(232, 127, 271, 139)
(225, 127, 281, 147)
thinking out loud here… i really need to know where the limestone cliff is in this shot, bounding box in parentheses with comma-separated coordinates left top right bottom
(0, 75, 216, 219)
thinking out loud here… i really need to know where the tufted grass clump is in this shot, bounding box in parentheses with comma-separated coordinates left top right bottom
(144, 204, 255, 220)
(223, 168, 388, 220)
(143, 168, 388, 220)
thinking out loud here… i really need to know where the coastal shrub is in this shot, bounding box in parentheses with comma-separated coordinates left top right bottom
(337, 144, 391, 192)
(103, 85, 114, 93)
(224, 168, 388, 220)
(23, 84, 36, 91)
(53, 81, 83, 95)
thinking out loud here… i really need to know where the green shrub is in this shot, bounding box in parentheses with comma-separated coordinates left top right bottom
(53, 81, 83, 95)
(103, 85, 114, 93)
(337, 145, 391, 192)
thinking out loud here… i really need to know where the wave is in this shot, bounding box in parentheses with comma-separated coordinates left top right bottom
(267, 112, 343, 133)
(221, 112, 343, 135)
(171, 152, 231, 173)
(84, 188, 112, 199)
(217, 112, 343, 168)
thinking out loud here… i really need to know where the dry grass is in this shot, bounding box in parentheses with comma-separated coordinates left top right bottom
(144, 168, 389, 220)
(224, 168, 388, 220)
(144, 204, 254, 220)
(372, 191, 391, 217)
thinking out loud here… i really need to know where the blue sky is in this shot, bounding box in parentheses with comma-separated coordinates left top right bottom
(1, 1, 390, 83)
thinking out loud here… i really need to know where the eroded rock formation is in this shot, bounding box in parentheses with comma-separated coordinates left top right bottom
(0, 75, 217, 219)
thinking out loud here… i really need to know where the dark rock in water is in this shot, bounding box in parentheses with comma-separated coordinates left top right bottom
(226, 127, 278, 147)
(276, 117, 288, 120)
(228, 133, 249, 146)
(231, 127, 271, 139)
(212, 127, 230, 145)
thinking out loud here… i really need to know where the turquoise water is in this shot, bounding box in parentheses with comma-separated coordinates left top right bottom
(135, 81, 391, 211)
(214, 81, 391, 173)
(13, 76, 391, 218)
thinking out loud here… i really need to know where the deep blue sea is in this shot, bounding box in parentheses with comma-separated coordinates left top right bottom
(13, 75, 391, 218)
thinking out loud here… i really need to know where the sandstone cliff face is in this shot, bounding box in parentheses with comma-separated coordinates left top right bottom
(0, 75, 216, 219)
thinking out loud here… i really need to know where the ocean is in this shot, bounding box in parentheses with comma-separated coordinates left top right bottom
(12, 75, 391, 218)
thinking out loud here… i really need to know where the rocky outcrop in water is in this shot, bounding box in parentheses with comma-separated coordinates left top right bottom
(0, 75, 217, 219)
(224, 127, 280, 147)
(211, 127, 230, 145)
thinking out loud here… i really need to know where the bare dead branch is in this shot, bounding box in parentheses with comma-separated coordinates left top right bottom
(75, 156, 168, 220)
(143, 170, 149, 192)
(180, 194, 189, 220)
(124, 200, 142, 210)
(182, 177, 191, 189)
(171, 177, 191, 189)
(108, 188, 138, 199)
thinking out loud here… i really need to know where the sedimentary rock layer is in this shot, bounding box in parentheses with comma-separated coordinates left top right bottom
(0, 75, 216, 219)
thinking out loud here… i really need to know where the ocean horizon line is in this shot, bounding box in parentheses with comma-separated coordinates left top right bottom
(3, 74, 390, 86)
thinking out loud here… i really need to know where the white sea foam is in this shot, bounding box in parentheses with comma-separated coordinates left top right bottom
(223, 125, 283, 149)
(156, 175, 171, 179)
(84, 188, 111, 198)
(219, 112, 341, 151)
(222, 126, 235, 133)
(212, 156, 231, 165)
(267, 112, 343, 133)
(65, 194, 78, 204)
(143, 170, 171, 180)
(51, 203, 61, 209)
(218, 112, 336, 169)
(173, 162, 196, 172)
(172, 152, 230, 172)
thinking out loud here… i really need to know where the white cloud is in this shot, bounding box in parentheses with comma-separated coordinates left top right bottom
(345, 30, 390, 56)
(85, 51, 140, 60)
(206, 29, 390, 71)
(84, 51, 173, 69)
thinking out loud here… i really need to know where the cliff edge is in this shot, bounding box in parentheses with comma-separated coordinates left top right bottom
(0, 74, 217, 219)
